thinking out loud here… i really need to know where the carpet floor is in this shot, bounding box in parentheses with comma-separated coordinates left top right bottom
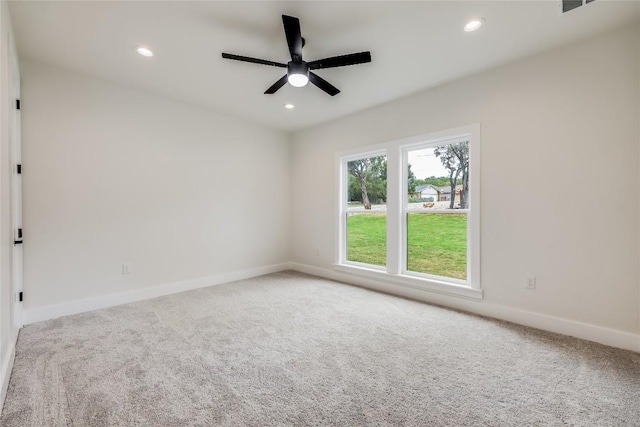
(1, 271, 639, 426)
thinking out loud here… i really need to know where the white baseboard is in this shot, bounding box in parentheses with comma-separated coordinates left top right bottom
(0, 335, 16, 415)
(290, 262, 640, 353)
(20, 260, 640, 353)
(23, 263, 291, 325)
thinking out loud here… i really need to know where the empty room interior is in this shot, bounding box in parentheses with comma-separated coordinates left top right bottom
(0, 0, 639, 425)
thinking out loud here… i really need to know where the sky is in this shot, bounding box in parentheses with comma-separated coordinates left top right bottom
(407, 147, 449, 179)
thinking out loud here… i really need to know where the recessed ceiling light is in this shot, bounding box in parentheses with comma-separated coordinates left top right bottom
(284, 104, 295, 109)
(464, 18, 484, 32)
(136, 46, 154, 57)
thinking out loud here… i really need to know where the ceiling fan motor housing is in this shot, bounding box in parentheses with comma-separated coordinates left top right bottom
(287, 61, 310, 87)
(287, 61, 309, 79)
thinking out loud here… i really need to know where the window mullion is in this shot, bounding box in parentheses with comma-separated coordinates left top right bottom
(400, 147, 409, 276)
(337, 160, 347, 265)
(386, 146, 401, 275)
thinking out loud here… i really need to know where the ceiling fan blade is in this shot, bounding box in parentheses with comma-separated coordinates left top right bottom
(308, 51, 372, 70)
(282, 15, 303, 62)
(264, 75, 288, 94)
(221, 53, 287, 68)
(309, 72, 340, 96)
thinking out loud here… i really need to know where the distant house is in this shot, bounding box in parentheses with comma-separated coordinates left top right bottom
(412, 184, 440, 201)
(437, 185, 464, 204)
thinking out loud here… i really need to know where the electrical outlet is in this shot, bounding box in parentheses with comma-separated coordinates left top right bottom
(122, 264, 131, 275)
(525, 276, 536, 290)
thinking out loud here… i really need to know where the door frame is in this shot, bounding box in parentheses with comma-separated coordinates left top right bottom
(9, 35, 21, 329)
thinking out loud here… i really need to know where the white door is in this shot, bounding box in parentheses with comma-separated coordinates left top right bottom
(9, 38, 22, 328)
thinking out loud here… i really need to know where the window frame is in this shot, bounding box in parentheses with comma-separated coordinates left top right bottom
(335, 124, 481, 300)
(401, 137, 475, 286)
(337, 148, 388, 272)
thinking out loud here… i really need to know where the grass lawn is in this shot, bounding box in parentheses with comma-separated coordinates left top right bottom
(347, 213, 467, 280)
(346, 213, 387, 266)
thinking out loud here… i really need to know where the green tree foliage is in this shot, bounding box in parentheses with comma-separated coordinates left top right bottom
(348, 157, 417, 208)
(414, 176, 462, 188)
(434, 141, 469, 209)
(407, 164, 417, 195)
(348, 156, 385, 209)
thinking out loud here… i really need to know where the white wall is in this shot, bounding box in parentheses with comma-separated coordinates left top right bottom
(21, 60, 291, 312)
(291, 23, 640, 349)
(12, 21, 640, 352)
(0, 0, 19, 409)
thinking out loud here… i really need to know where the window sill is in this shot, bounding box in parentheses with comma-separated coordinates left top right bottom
(333, 263, 483, 300)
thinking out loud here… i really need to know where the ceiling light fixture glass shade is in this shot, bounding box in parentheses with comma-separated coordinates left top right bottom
(287, 62, 309, 87)
(464, 19, 484, 32)
(288, 74, 309, 87)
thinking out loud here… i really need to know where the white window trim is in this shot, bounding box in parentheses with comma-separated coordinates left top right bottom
(336, 147, 388, 270)
(335, 124, 482, 300)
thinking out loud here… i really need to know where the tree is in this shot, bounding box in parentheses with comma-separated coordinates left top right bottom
(368, 156, 387, 204)
(348, 158, 378, 209)
(348, 157, 416, 209)
(407, 164, 417, 195)
(348, 175, 363, 203)
(414, 176, 462, 188)
(434, 142, 469, 209)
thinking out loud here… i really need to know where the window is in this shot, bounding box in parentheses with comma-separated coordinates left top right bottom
(404, 141, 469, 282)
(337, 125, 481, 299)
(341, 151, 387, 269)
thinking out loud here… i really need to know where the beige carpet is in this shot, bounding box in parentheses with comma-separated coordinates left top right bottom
(1, 271, 639, 426)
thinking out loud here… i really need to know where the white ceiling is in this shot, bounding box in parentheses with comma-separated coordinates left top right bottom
(9, 1, 640, 132)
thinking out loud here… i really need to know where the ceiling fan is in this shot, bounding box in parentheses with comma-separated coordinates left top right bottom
(221, 15, 372, 96)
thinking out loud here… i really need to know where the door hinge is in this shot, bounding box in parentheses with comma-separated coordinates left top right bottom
(16, 99, 20, 110)
(18, 292, 23, 302)
(14, 228, 22, 245)
(16, 164, 21, 174)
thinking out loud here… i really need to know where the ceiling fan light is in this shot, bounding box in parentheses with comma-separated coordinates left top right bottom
(288, 73, 309, 87)
(287, 61, 309, 87)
